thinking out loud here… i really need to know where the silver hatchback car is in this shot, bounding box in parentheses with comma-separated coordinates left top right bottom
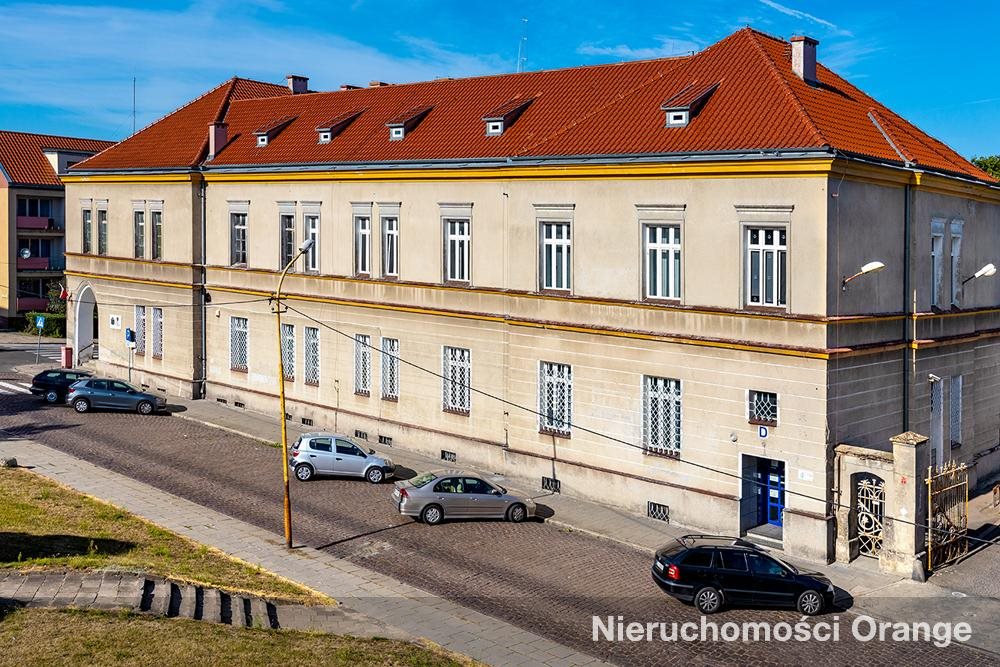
(391, 469, 536, 525)
(289, 432, 394, 484)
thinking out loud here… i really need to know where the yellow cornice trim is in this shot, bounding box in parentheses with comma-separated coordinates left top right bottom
(66, 252, 194, 270)
(61, 173, 199, 184)
(65, 270, 198, 290)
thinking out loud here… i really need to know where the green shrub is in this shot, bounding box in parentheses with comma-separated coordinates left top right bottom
(22, 312, 66, 337)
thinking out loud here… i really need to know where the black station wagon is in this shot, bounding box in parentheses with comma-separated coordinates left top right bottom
(30, 369, 92, 403)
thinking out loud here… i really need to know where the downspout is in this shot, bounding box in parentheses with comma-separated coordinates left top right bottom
(197, 176, 208, 399)
(902, 180, 912, 431)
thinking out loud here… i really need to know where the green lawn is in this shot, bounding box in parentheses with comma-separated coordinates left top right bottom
(0, 468, 328, 605)
(0, 608, 476, 667)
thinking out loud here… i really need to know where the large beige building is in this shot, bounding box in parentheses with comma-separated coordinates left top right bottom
(62, 29, 999, 564)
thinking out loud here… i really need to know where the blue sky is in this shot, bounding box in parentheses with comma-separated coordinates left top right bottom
(1, 1, 997, 157)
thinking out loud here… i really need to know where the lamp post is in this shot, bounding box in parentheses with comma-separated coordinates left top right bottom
(274, 237, 314, 549)
(841, 260, 886, 291)
(961, 262, 997, 286)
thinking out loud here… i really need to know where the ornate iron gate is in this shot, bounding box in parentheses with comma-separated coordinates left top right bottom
(856, 476, 885, 557)
(926, 462, 969, 571)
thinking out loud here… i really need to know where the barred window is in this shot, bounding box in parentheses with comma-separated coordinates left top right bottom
(151, 210, 163, 260)
(354, 334, 371, 395)
(539, 361, 572, 436)
(133, 210, 145, 258)
(97, 208, 108, 255)
(643, 376, 681, 454)
(304, 326, 320, 386)
(134, 305, 146, 356)
(230, 316, 248, 371)
(442, 346, 471, 414)
(82, 209, 92, 254)
(281, 322, 295, 381)
(748, 390, 778, 426)
(151, 307, 163, 359)
(381, 337, 399, 400)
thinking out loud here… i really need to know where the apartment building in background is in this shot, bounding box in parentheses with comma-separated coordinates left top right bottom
(0, 131, 113, 326)
(61, 29, 1000, 565)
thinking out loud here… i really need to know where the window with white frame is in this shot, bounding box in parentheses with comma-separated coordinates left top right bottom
(381, 337, 399, 400)
(748, 390, 777, 426)
(151, 307, 163, 359)
(230, 212, 248, 266)
(151, 207, 163, 260)
(230, 316, 248, 371)
(950, 375, 963, 447)
(746, 228, 787, 307)
(354, 215, 370, 275)
(950, 220, 963, 307)
(304, 326, 320, 386)
(444, 218, 471, 282)
(134, 305, 146, 356)
(82, 207, 92, 254)
(643, 376, 681, 455)
(442, 346, 471, 413)
(279, 211, 295, 269)
(281, 322, 295, 381)
(644, 225, 681, 299)
(382, 215, 399, 277)
(540, 222, 572, 291)
(97, 205, 108, 255)
(133, 208, 145, 258)
(304, 213, 320, 272)
(931, 220, 945, 308)
(354, 334, 371, 395)
(539, 361, 572, 435)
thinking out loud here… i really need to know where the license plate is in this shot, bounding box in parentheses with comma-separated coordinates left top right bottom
(654, 560, 664, 572)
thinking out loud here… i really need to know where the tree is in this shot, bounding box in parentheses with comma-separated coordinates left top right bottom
(972, 155, 1000, 180)
(46, 280, 66, 314)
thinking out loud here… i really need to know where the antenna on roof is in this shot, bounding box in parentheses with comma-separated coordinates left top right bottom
(516, 17, 528, 73)
(131, 76, 136, 136)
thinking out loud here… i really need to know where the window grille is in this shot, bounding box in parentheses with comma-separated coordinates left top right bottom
(354, 334, 371, 395)
(281, 322, 295, 381)
(151, 307, 163, 359)
(748, 390, 778, 426)
(381, 337, 399, 399)
(304, 326, 320, 385)
(647, 501, 670, 523)
(645, 225, 681, 299)
(134, 305, 146, 356)
(442, 346, 471, 413)
(746, 228, 786, 307)
(230, 316, 248, 371)
(643, 376, 681, 454)
(540, 222, 572, 290)
(950, 375, 963, 447)
(539, 361, 572, 435)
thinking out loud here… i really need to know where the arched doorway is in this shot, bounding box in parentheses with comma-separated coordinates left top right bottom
(74, 284, 98, 364)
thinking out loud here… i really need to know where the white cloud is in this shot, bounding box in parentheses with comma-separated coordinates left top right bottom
(577, 36, 701, 60)
(758, 0, 853, 37)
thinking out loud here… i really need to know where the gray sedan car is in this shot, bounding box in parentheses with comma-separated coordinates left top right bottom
(289, 432, 394, 484)
(391, 469, 536, 525)
(66, 378, 167, 415)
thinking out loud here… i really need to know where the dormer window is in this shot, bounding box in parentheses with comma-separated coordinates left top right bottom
(254, 115, 296, 148)
(660, 82, 719, 129)
(667, 111, 689, 127)
(315, 110, 363, 145)
(257, 135, 269, 147)
(385, 106, 432, 141)
(389, 126, 405, 141)
(482, 96, 534, 137)
(318, 131, 332, 144)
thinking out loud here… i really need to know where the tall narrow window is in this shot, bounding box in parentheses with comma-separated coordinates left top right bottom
(97, 208, 108, 255)
(382, 215, 399, 278)
(230, 316, 248, 371)
(134, 305, 146, 356)
(540, 222, 572, 291)
(930, 378, 944, 467)
(381, 337, 399, 400)
(949, 220, 963, 307)
(950, 375, 963, 448)
(931, 220, 945, 308)
(539, 361, 572, 436)
(643, 376, 681, 454)
(133, 210, 145, 258)
(645, 225, 681, 299)
(279, 212, 295, 268)
(151, 209, 163, 260)
(151, 307, 163, 359)
(82, 208, 92, 254)
(304, 326, 320, 386)
(354, 334, 371, 395)
(444, 218, 470, 282)
(281, 322, 295, 381)
(746, 228, 787, 307)
(230, 212, 248, 266)
(304, 213, 320, 272)
(354, 215, 370, 275)
(442, 346, 471, 413)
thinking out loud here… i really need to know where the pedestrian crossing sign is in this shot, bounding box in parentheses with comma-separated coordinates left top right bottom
(35, 315, 45, 330)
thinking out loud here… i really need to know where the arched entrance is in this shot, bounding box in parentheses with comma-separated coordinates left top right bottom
(74, 284, 98, 364)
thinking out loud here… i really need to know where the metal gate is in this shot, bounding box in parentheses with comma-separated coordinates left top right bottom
(856, 476, 885, 557)
(926, 462, 969, 571)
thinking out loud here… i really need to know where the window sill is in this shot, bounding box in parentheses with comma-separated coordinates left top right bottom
(539, 427, 571, 439)
(283, 376, 295, 383)
(643, 447, 680, 460)
(230, 263, 248, 270)
(442, 279, 471, 288)
(382, 395, 399, 402)
(538, 288, 572, 297)
(443, 406, 470, 416)
(743, 304, 788, 314)
(643, 296, 682, 305)
(231, 367, 248, 374)
(748, 419, 777, 427)
(304, 380, 319, 387)
(151, 354, 163, 360)
(355, 390, 370, 397)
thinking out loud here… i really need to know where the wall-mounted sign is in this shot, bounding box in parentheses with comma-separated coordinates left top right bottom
(758, 425, 769, 439)
(109, 314, 122, 330)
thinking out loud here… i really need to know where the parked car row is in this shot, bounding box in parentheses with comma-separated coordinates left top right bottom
(30, 369, 167, 415)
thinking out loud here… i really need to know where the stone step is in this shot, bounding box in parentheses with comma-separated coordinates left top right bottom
(249, 597, 271, 629)
(201, 588, 222, 624)
(232, 595, 252, 628)
(177, 584, 197, 619)
(148, 580, 171, 616)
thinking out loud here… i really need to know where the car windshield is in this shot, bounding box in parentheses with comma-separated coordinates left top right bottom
(409, 472, 438, 488)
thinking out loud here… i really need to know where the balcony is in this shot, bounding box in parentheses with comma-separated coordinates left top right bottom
(16, 216, 60, 231)
(17, 297, 49, 312)
(16, 256, 65, 271)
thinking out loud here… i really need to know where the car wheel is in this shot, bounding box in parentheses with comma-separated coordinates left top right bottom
(365, 467, 384, 484)
(44, 390, 60, 403)
(421, 504, 444, 525)
(294, 464, 314, 482)
(136, 400, 154, 415)
(507, 503, 527, 523)
(694, 586, 724, 615)
(73, 398, 91, 413)
(796, 589, 824, 616)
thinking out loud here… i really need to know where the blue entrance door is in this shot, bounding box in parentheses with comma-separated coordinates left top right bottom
(759, 459, 785, 527)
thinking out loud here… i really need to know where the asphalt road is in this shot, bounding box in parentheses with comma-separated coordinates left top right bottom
(0, 390, 990, 666)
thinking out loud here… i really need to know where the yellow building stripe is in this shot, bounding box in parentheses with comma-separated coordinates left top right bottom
(64, 270, 198, 290)
(60, 173, 198, 184)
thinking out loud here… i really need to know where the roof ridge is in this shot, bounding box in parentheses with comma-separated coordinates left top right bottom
(0, 129, 113, 144)
(744, 30, 827, 149)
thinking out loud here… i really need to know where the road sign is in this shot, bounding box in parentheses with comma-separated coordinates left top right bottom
(125, 328, 136, 349)
(35, 315, 45, 330)
(758, 425, 769, 439)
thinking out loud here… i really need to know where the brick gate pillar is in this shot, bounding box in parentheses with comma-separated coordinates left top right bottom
(880, 431, 929, 581)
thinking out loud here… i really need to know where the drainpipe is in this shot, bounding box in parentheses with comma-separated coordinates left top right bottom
(902, 181, 912, 431)
(197, 177, 208, 399)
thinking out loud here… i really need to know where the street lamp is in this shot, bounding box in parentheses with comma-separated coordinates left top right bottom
(961, 263, 997, 286)
(842, 260, 886, 291)
(273, 237, 315, 549)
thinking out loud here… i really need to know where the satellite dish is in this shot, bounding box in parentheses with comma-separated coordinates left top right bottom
(18, 248, 30, 259)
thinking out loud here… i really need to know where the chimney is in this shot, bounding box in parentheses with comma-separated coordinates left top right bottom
(368, 80, 391, 87)
(286, 74, 309, 94)
(790, 36, 819, 83)
(208, 121, 228, 160)
(340, 84, 361, 91)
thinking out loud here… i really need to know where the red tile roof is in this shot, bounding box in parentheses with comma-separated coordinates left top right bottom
(73, 29, 995, 183)
(0, 131, 112, 186)
(74, 77, 290, 171)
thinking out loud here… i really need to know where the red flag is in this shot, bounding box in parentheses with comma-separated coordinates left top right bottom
(59, 283, 68, 300)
